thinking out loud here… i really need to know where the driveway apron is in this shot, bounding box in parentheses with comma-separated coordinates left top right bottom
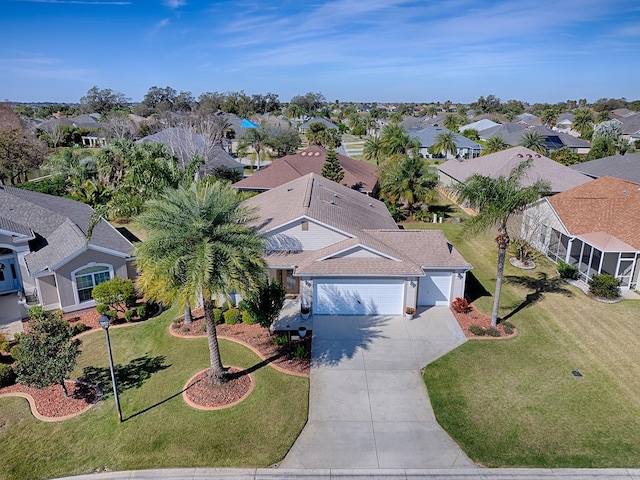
(279, 307, 475, 469)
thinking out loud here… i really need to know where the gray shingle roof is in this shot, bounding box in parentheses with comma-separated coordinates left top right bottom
(0, 186, 133, 274)
(408, 126, 483, 150)
(437, 146, 593, 193)
(569, 153, 640, 184)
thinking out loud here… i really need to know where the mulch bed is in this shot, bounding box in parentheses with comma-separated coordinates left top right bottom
(183, 367, 253, 410)
(452, 305, 516, 339)
(171, 307, 311, 377)
(0, 380, 98, 419)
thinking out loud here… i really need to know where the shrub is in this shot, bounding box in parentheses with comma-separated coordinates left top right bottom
(220, 301, 231, 313)
(91, 278, 137, 313)
(273, 334, 289, 346)
(469, 325, 485, 336)
(0, 364, 17, 387)
(244, 281, 286, 329)
(223, 308, 241, 325)
(588, 273, 621, 299)
(405, 307, 415, 315)
(451, 297, 471, 314)
(96, 303, 110, 315)
(242, 311, 257, 325)
(200, 322, 207, 333)
(412, 210, 430, 222)
(503, 324, 514, 335)
(0, 332, 9, 352)
(71, 323, 88, 336)
(28, 305, 48, 322)
(213, 308, 223, 325)
(10, 344, 20, 360)
(237, 300, 249, 312)
(136, 303, 148, 320)
(501, 320, 514, 329)
(293, 345, 309, 359)
(124, 309, 135, 322)
(485, 327, 501, 337)
(557, 260, 579, 280)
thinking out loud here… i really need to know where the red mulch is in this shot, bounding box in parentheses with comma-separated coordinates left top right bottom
(171, 307, 311, 376)
(0, 380, 98, 419)
(452, 305, 516, 338)
(184, 367, 253, 410)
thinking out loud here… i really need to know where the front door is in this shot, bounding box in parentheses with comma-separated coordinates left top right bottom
(277, 269, 299, 295)
(0, 257, 20, 294)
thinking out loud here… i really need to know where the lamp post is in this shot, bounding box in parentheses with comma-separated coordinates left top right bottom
(98, 314, 122, 423)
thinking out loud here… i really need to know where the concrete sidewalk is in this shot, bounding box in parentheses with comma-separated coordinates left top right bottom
(280, 308, 472, 469)
(56, 467, 640, 479)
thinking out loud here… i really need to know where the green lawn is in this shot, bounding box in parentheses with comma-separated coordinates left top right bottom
(414, 222, 640, 467)
(0, 307, 308, 480)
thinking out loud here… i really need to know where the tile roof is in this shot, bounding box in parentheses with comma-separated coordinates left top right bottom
(244, 174, 470, 276)
(569, 153, 640, 184)
(0, 186, 133, 274)
(547, 176, 640, 251)
(437, 146, 592, 193)
(232, 145, 378, 193)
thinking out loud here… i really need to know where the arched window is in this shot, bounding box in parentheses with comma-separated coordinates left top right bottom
(74, 265, 112, 302)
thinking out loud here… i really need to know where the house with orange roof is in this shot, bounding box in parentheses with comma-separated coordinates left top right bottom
(232, 145, 378, 195)
(524, 176, 640, 290)
(243, 173, 471, 315)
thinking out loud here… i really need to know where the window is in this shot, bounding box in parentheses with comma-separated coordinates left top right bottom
(74, 265, 111, 302)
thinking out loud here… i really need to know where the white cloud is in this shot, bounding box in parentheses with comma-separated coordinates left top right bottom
(165, 0, 186, 8)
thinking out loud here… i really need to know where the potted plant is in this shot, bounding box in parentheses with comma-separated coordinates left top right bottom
(300, 303, 311, 320)
(405, 307, 415, 320)
(298, 326, 307, 338)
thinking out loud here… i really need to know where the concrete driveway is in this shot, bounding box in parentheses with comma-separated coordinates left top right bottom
(279, 306, 474, 469)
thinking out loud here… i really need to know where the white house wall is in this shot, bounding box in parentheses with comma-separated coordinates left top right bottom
(523, 200, 568, 252)
(451, 270, 466, 300)
(266, 219, 350, 252)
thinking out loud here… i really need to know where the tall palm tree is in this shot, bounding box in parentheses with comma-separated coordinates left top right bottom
(453, 160, 549, 326)
(518, 130, 546, 154)
(363, 135, 384, 165)
(432, 131, 458, 158)
(379, 155, 438, 212)
(443, 114, 460, 132)
(481, 136, 509, 155)
(239, 127, 269, 170)
(380, 124, 419, 157)
(572, 109, 594, 137)
(134, 178, 266, 384)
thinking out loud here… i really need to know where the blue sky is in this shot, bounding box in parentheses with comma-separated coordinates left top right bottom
(2, 0, 639, 104)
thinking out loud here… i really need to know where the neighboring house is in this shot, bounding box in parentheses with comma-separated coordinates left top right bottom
(0, 186, 135, 321)
(137, 127, 244, 176)
(619, 113, 640, 144)
(553, 113, 579, 136)
(437, 146, 593, 195)
(516, 113, 542, 126)
(611, 108, 637, 120)
(243, 173, 471, 315)
(524, 176, 640, 290)
(408, 126, 483, 159)
(299, 117, 339, 134)
(481, 124, 590, 154)
(81, 132, 106, 147)
(569, 153, 640, 184)
(459, 119, 498, 133)
(399, 115, 443, 130)
(232, 145, 378, 194)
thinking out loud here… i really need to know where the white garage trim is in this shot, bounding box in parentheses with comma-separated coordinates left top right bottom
(314, 278, 404, 315)
(418, 273, 452, 306)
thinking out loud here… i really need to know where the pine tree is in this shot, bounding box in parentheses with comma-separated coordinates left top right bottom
(321, 147, 344, 183)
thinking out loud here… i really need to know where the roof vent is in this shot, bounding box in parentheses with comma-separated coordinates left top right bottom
(287, 187, 293, 191)
(369, 203, 373, 207)
(517, 153, 523, 158)
(622, 190, 628, 195)
(301, 152, 306, 156)
(330, 200, 336, 205)
(333, 193, 339, 198)
(315, 152, 320, 156)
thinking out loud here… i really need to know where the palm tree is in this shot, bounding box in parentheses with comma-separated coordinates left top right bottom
(572, 109, 594, 137)
(540, 109, 558, 128)
(432, 131, 458, 158)
(481, 136, 509, 155)
(380, 124, 419, 157)
(453, 160, 549, 326)
(134, 178, 266, 384)
(379, 156, 438, 212)
(518, 130, 546, 154)
(239, 127, 269, 170)
(363, 135, 385, 165)
(443, 114, 460, 132)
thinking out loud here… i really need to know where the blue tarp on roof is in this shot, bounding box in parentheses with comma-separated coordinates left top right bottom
(241, 119, 259, 128)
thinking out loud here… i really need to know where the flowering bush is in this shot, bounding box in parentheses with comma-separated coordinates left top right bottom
(451, 297, 471, 314)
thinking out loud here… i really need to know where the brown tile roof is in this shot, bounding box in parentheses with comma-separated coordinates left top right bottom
(233, 145, 378, 193)
(438, 146, 592, 193)
(548, 176, 640, 250)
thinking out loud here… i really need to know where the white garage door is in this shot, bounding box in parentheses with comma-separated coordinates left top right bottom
(314, 279, 404, 315)
(418, 273, 452, 306)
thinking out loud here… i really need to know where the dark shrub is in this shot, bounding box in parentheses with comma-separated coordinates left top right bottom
(124, 310, 135, 322)
(0, 364, 17, 387)
(223, 308, 241, 325)
(469, 325, 485, 336)
(588, 273, 621, 299)
(237, 300, 249, 312)
(10, 344, 20, 360)
(503, 325, 514, 335)
(213, 308, 223, 325)
(293, 345, 309, 359)
(136, 303, 147, 320)
(71, 323, 88, 336)
(273, 334, 289, 346)
(485, 327, 501, 337)
(557, 260, 579, 280)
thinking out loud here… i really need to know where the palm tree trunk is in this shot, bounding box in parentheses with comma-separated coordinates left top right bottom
(203, 297, 226, 385)
(184, 302, 193, 325)
(492, 231, 510, 327)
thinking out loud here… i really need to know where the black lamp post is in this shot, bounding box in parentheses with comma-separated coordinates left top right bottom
(98, 314, 122, 423)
